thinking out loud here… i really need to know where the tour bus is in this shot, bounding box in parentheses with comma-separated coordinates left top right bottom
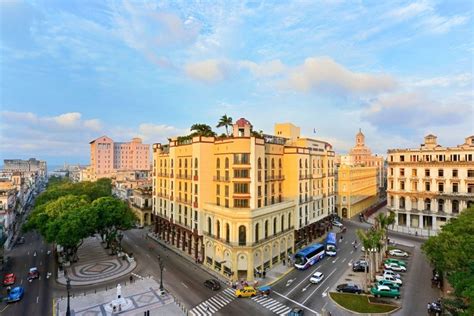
(325, 232, 337, 256)
(294, 243, 325, 270)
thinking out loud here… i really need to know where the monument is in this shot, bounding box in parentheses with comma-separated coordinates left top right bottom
(104, 283, 133, 314)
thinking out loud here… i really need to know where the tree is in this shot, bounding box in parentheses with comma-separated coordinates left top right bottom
(216, 114, 233, 136)
(422, 207, 474, 315)
(357, 228, 383, 291)
(190, 123, 216, 137)
(90, 197, 137, 253)
(374, 211, 395, 269)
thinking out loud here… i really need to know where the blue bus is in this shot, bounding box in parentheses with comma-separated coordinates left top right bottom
(325, 232, 337, 256)
(294, 243, 325, 270)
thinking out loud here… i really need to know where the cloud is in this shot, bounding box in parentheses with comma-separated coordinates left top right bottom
(284, 57, 397, 95)
(387, 1, 432, 21)
(239, 59, 286, 77)
(418, 14, 469, 34)
(184, 59, 230, 82)
(410, 73, 473, 88)
(137, 123, 188, 144)
(362, 92, 470, 130)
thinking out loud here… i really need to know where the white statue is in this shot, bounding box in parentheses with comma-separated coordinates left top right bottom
(117, 283, 122, 298)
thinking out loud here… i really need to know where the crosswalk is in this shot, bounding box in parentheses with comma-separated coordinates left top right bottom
(189, 288, 236, 316)
(251, 295, 292, 315)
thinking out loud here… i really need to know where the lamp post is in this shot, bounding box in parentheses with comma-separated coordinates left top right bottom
(66, 276, 71, 316)
(157, 255, 164, 292)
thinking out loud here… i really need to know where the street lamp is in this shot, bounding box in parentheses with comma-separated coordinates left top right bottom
(66, 276, 71, 316)
(157, 255, 164, 293)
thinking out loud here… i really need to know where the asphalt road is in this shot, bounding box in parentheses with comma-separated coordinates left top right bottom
(1, 230, 54, 316)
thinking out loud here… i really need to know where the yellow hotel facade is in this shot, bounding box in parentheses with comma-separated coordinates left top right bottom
(152, 119, 336, 281)
(387, 135, 474, 236)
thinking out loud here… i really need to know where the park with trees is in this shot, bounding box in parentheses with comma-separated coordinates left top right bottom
(24, 177, 137, 264)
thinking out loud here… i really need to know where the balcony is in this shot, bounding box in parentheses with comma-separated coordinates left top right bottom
(233, 192, 250, 198)
(176, 174, 192, 180)
(175, 197, 192, 205)
(193, 201, 198, 208)
(233, 177, 251, 182)
(156, 172, 169, 177)
(299, 174, 312, 180)
(193, 175, 199, 181)
(213, 176, 230, 182)
(265, 175, 285, 181)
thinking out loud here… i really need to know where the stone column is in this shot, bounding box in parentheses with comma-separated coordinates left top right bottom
(247, 250, 254, 282)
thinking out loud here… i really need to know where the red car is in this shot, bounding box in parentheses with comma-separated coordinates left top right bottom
(3, 273, 16, 286)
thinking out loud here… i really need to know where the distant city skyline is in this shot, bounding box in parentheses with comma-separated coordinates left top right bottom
(1, 0, 473, 165)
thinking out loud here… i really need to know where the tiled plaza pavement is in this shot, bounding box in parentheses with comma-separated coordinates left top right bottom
(57, 278, 184, 316)
(57, 236, 137, 286)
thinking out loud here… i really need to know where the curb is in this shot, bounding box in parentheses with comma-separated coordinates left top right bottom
(328, 292, 401, 315)
(264, 267, 295, 287)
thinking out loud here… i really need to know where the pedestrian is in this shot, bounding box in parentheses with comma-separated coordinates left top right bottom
(206, 304, 210, 312)
(282, 259, 286, 266)
(129, 275, 133, 283)
(263, 270, 266, 278)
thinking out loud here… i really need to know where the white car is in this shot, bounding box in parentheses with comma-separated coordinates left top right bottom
(384, 263, 407, 272)
(309, 271, 324, 284)
(332, 221, 343, 228)
(383, 270, 401, 279)
(389, 249, 409, 257)
(375, 274, 403, 285)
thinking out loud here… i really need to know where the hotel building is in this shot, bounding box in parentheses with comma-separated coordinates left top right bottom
(387, 135, 474, 235)
(152, 119, 335, 281)
(87, 136, 150, 180)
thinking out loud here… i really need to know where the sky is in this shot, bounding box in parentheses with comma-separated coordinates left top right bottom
(1, 0, 473, 165)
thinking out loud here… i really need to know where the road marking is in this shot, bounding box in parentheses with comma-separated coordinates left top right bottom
(273, 291, 320, 316)
(302, 268, 337, 304)
(302, 283, 311, 292)
(286, 266, 320, 296)
(286, 279, 295, 287)
(146, 254, 151, 258)
(344, 241, 348, 244)
(37, 296, 40, 303)
(341, 258, 347, 263)
(332, 258, 339, 263)
(322, 302, 328, 310)
(181, 282, 188, 288)
(28, 251, 30, 255)
(21, 279, 23, 284)
(40, 261, 42, 265)
(348, 259, 353, 266)
(0, 305, 9, 313)
(350, 250, 354, 254)
(322, 286, 329, 297)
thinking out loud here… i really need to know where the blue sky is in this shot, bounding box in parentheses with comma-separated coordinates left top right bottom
(1, 0, 473, 165)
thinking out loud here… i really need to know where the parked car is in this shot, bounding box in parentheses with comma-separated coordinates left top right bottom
(27, 267, 39, 281)
(204, 279, 221, 291)
(384, 258, 406, 267)
(389, 249, 409, 257)
(3, 273, 16, 286)
(332, 221, 343, 228)
(370, 285, 400, 299)
(384, 262, 407, 272)
(235, 286, 257, 298)
(375, 274, 403, 286)
(7, 286, 24, 303)
(377, 280, 400, 290)
(383, 270, 401, 279)
(289, 307, 304, 316)
(352, 263, 369, 272)
(309, 272, 324, 284)
(336, 283, 362, 294)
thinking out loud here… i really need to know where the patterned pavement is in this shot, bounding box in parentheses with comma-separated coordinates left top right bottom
(57, 236, 137, 286)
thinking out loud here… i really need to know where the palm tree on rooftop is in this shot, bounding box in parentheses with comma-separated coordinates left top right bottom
(216, 114, 233, 136)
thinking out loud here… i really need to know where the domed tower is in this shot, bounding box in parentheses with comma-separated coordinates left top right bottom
(233, 118, 253, 137)
(356, 128, 365, 146)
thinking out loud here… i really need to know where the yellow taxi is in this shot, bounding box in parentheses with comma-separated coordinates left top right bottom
(235, 286, 257, 298)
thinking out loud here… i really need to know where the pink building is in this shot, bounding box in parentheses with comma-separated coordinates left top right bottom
(90, 136, 150, 176)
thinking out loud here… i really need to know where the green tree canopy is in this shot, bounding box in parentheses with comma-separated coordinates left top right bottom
(216, 114, 233, 136)
(422, 207, 474, 315)
(190, 123, 216, 137)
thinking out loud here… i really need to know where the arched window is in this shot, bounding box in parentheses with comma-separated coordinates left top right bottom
(255, 223, 259, 242)
(238, 226, 246, 246)
(273, 217, 277, 234)
(271, 158, 275, 169)
(399, 197, 405, 209)
(424, 198, 431, 211)
(225, 223, 230, 242)
(452, 200, 459, 213)
(281, 214, 285, 231)
(207, 217, 212, 234)
(438, 199, 444, 212)
(216, 158, 220, 169)
(216, 220, 221, 238)
(194, 158, 198, 169)
(264, 220, 269, 238)
(258, 158, 262, 169)
(265, 158, 268, 169)
(288, 213, 291, 228)
(225, 157, 229, 169)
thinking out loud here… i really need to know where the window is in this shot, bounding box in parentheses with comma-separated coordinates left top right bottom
(238, 226, 246, 246)
(271, 158, 275, 169)
(225, 157, 229, 168)
(255, 223, 260, 242)
(438, 169, 444, 177)
(400, 181, 405, 191)
(438, 183, 444, 193)
(225, 185, 229, 197)
(226, 224, 230, 242)
(453, 183, 458, 193)
(390, 168, 393, 176)
(258, 186, 262, 197)
(216, 158, 220, 169)
(468, 170, 474, 178)
(425, 182, 430, 191)
(216, 221, 221, 238)
(281, 214, 285, 231)
(452, 200, 459, 214)
(234, 183, 249, 194)
(234, 199, 248, 208)
(273, 218, 277, 234)
(425, 199, 431, 211)
(216, 184, 220, 195)
(399, 197, 405, 209)
(234, 169, 250, 178)
(233, 153, 249, 164)
(412, 169, 417, 176)
(279, 159, 282, 168)
(400, 155, 405, 162)
(425, 169, 430, 177)
(453, 169, 458, 177)
(208, 217, 212, 234)
(438, 199, 444, 212)
(258, 158, 262, 169)
(264, 220, 269, 238)
(400, 168, 405, 176)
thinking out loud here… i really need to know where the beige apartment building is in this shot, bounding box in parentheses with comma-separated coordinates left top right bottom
(87, 136, 150, 180)
(387, 135, 474, 236)
(152, 119, 335, 281)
